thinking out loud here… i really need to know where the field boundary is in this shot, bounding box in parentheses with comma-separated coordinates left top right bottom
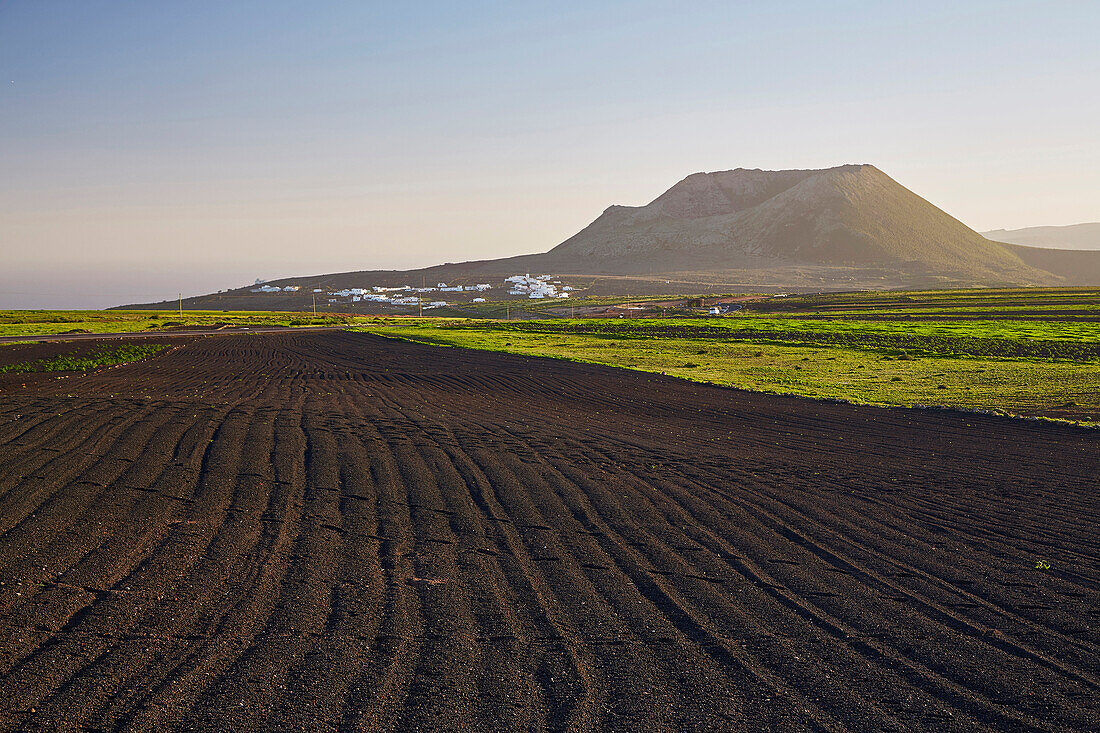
(364, 329, 1100, 430)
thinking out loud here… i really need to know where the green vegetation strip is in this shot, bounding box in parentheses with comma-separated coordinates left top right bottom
(440, 318, 1100, 361)
(357, 322, 1099, 424)
(747, 287, 1100, 312)
(0, 310, 372, 338)
(0, 344, 169, 373)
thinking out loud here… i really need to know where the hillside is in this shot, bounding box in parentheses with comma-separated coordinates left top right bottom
(119, 165, 1100, 311)
(982, 223, 1100, 250)
(542, 165, 1048, 282)
(1008, 244, 1100, 285)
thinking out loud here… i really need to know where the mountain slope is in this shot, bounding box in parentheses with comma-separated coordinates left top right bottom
(1007, 244, 1100, 285)
(982, 223, 1100, 250)
(544, 165, 1049, 282)
(120, 165, 1100, 309)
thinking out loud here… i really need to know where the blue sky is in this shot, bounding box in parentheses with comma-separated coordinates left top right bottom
(1, 1, 1098, 307)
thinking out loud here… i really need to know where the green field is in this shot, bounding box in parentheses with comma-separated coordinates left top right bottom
(0, 310, 374, 339)
(475, 284, 1100, 321)
(740, 287, 1100, 317)
(0, 344, 170, 373)
(452, 317, 1100, 358)
(6, 288, 1098, 424)
(358, 310, 1100, 425)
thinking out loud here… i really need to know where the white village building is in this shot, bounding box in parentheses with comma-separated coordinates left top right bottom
(505, 274, 564, 299)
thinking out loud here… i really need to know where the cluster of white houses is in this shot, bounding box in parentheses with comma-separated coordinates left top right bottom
(248, 274, 574, 308)
(250, 281, 495, 309)
(323, 282, 493, 308)
(505, 274, 572, 299)
(250, 284, 300, 293)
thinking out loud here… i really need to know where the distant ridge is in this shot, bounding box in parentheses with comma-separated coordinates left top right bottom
(982, 223, 1100, 251)
(119, 165, 1100, 309)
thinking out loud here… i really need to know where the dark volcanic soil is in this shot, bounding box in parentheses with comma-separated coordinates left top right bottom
(0, 338, 180, 369)
(0, 332, 1096, 731)
(0, 338, 188, 393)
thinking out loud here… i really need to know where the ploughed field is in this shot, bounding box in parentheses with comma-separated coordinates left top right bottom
(0, 332, 1096, 731)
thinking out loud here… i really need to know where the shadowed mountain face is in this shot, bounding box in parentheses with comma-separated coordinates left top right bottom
(544, 165, 1050, 282)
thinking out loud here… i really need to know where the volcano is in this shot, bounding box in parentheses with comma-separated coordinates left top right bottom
(120, 164, 1100, 309)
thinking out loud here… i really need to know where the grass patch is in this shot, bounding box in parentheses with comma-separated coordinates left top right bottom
(0, 310, 375, 338)
(356, 321, 1100, 424)
(0, 344, 169, 373)
(454, 318, 1100, 360)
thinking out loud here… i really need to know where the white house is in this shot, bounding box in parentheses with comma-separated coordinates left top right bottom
(505, 273, 560, 298)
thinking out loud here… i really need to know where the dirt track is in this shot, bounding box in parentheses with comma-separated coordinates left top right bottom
(0, 332, 1096, 731)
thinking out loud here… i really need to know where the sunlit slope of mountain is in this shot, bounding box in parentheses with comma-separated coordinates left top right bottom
(543, 165, 1051, 282)
(983, 223, 1100, 251)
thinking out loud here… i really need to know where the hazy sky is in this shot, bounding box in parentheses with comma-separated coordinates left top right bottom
(2, 1, 1098, 308)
